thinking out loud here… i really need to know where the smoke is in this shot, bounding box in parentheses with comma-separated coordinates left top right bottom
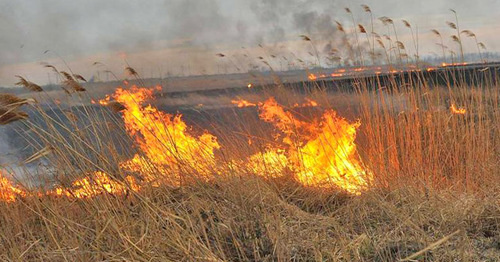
(0, 0, 499, 85)
(0, 126, 18, 166)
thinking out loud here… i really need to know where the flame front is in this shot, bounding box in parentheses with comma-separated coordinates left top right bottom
(0, 85, 373, 202)
(112, 86, 220, 184)
(50, 171, 140, 198)
(249, 98, 372, 194)
(450, 104, 466, 115)
(0, 171, 26, 202)
(231, 98, 257, 108)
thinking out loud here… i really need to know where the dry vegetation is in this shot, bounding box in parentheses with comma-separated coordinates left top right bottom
(0, 5, 499, 262)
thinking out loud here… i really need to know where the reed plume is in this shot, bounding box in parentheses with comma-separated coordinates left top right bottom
(106, 101, 126, 113)
(0, 107, 28, 125)
(73, 74, 87, 82)
(15, 76, 43, 92)
(125, 66, 138, 76)
(0, 94, 35, 108)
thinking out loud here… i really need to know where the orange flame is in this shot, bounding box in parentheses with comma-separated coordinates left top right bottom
(0, 171, 26, 202)
(0, 86, 373, 202)
(112, 86, 220, 183)
(248, 98, 372, 193)
(231, 99, 257, 108)
(50, 171, 140, 198)
(450, 104, 466, 115)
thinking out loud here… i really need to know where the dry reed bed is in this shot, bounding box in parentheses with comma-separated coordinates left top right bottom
(0, 5, 499, 260)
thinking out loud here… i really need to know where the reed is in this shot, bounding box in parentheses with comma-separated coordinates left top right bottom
(0, 5, 498, 261)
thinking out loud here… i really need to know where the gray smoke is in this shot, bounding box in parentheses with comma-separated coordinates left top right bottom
(0, 0, 499, 85)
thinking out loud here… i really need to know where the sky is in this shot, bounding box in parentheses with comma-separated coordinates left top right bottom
(0, 0, 499, 86)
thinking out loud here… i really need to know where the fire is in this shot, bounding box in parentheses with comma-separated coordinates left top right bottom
(0, 171, 26, 202)
(248, 98, 372, 193)
(450, 104, 466, 115)
(308, 73, 317, 81)
(111, 86, 220, 183)
(290, 111, 370, 193)
(293, 98, 319, 108)
(246, 149, 288, 178)
(231, 98, 257, 108)
(0, 85, 373, 202)
(50, 171, 139, 198)
(247, 83, 253, 88)
(441, 62, 468, 67)
(300, 98, 318, 107)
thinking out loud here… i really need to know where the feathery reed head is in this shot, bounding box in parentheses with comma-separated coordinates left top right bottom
(461, 30, 475, 37)
(15, 76, 43, 92)
(395, 41, 405, 49)
(379, 16, 393, 25)
(361, 4, 371, 13)
(60, 71, 73, 81)
(106, 101, 126, 113)
(431, 29, 441, 36)
(43, 64, 59, 73)
(125, 66, 138, 76)
(299, 35, 311, 41)
(376, 39, 385, 48)
(335, 21, 345, 32)
(446, 21, 457, 29)
(73, 74, 87, 82)
(402, 20, 411, 28)
(0, 107, 28, 125)
(63, 79, 86, 92)
(358, 24, 367, 33)
(0, 94, 35, 108)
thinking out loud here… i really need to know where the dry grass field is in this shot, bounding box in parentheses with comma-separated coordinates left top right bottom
(0, 7, 499, 261)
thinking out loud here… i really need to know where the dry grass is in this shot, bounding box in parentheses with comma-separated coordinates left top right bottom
(0, 178, 498, 261)
(0, 70, 497, 261)
(0, 6, 499, 261)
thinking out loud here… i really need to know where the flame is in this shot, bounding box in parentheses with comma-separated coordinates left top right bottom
(308, 73, 317, 81)
(299, 98, 318, 107)
(0, 85, 373, 202)
(112, 86, 220, 183)
(0, 171, 26, 202)
(248, 98, 372, 193)
(450, 104, 466, 115)
(441, 62, 468, 67)
(231, 99, 257, 108)
(247, 83, 253, 88)
(246, 149, 288, 178)
(50, 171, 139, 198)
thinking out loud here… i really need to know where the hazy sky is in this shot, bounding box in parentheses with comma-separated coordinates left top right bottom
(1, 0, 499, 86)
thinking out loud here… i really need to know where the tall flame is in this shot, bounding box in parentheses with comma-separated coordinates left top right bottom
(251, 98, 372, 193)
(111, 86, 220, 184)
(0, 86, 373, 202)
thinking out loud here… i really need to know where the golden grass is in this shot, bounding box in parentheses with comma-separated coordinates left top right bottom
(0, 6, 499, 260)
(0, 69, 496, 260)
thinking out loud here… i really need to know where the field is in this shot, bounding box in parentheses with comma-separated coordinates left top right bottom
(1, 10, 499, 261)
